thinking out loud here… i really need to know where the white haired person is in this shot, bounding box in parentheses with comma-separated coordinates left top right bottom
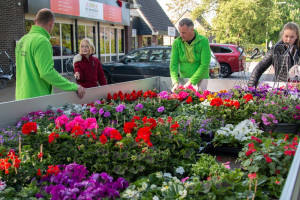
(73, 38, 107, 88)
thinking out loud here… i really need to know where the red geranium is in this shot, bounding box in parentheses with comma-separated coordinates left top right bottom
(100, 134, 108, 144)
(124, 121, 137, 133)
(21, 122, 37, 135)
(210, 98, 223, 107)
(243, 94, 253, 102)
(48, 132, 59, 144)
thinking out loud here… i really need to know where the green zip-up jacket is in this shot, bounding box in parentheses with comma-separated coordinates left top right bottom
(170, 30, 211, 85)
(15, 25, 78, 100)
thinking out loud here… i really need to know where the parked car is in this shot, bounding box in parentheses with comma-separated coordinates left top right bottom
(102, 46, 220, 84)
(209, 43, 246, 78)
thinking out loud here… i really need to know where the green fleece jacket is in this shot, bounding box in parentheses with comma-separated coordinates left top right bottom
(15, 25, 78, 100)
(170, 30, 211, 85)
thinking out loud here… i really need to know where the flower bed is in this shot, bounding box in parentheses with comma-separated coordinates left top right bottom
(0, 83, 299, 199)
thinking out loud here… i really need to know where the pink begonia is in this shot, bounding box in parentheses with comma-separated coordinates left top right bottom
(85, 118, 98, 130)
(181, 177, 189, 183)
(223, 161, 231, 169)
(65, 116, 86, 132)
(102, 127, 115, 137)
(178, 91, 190, 99)
(55, 115, 69, 128)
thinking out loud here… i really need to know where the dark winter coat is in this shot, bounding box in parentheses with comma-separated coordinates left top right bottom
(248, 41, 300, 87)
(74, 54, 107, 88)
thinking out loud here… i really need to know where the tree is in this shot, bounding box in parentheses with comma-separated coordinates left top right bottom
(165, 0, 200, 22)
(211, 0, 281, 45)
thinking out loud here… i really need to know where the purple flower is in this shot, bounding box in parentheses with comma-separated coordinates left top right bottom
(35, 193, 44, 199)
(90, 107, 98, 115)
(135, 103, 143, 111)
(104, 112, 111, 118)
(115, 104, 126, 112)
(100, 172, 114, 183)
(157, 106, 165, 113)
(99, 108, 105, 115)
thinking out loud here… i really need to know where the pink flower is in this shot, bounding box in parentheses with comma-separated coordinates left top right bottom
(181, 177, 189, 183)
(248, 173, 256, 179)
(55, 115, 69, 128)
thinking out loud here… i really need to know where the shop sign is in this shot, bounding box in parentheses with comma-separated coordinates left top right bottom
(50, 0, 121, 23)
(168, 27, 176, 37)
(132, 29, 137, 37)
(80, 0, 103, 20)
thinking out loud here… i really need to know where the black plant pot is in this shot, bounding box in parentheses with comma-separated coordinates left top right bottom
(262, 123, 298, 134)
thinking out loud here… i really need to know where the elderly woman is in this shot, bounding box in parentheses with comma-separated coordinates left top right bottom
(248, 22, 300, 87)
(73, 38, 107, 88)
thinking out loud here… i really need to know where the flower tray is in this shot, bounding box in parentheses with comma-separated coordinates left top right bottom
(209, 145, 242, 155)
(262, 123, 298, 134)
(200, 135, 214, 142)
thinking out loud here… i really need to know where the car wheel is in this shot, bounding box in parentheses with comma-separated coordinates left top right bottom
(104, 72, 112, 84)
(220, 63, 231, 78)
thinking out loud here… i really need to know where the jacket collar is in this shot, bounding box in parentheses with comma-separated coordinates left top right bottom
(29, 25, 51, 40)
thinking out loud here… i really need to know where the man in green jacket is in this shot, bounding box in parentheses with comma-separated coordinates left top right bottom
(170, 18, 211, 92)
(15, 8, 85, 100)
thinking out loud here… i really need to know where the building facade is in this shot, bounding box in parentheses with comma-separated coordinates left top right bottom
(0, 0, 175, 74)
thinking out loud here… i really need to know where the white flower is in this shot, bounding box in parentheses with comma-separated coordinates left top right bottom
(156, 172, 163, 178)
(161, 185, 169, 192)
(163, 173, 172, 179)
(175, 166, 185, 175)
(0, 181, 6, 191)
(150, 184, 157, 189)
(141, 182, 148, 190)
(179, 189, 187, 198)
(153, 195, 160, 200)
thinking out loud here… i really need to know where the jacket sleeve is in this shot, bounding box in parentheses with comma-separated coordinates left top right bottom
(248, 49, 273, 87)
(74, 62, 85, 82)
(33, 39, 78, 91)
(97, 59, 107, 85)
(169, 40, 179, 84)
(190, 37, 211, 85)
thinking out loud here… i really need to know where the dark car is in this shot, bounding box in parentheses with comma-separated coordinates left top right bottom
(102, 46, 220, 84)
(210, 43, 246, 78)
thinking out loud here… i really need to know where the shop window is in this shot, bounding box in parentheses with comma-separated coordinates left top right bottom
(86, 26, 95, 47)
(105, 28, 110, 54)
(111, 29, 116, 54)
(158, 35, 163, 46)
(61, 24, 74, 56)
(118, 29, 124, 53)
(142, 37, 151, 47)
(77, 25, 85, 52)
(25, 20, 34, 34)
(100, 27, 105, 54)
(50, 23, 61, 56)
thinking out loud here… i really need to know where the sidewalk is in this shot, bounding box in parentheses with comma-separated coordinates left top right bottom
(0, 74, 76, 103)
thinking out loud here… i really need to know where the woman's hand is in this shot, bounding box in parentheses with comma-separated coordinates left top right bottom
(74, 72, 80, 80)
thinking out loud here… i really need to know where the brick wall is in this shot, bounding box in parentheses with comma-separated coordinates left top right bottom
(0, 0, 25, 73)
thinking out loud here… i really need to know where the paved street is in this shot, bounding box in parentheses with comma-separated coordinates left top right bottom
(0, 62, 276, 104)
(0, 74, 77, 103)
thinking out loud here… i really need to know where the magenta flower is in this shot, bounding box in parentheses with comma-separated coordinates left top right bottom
(157, 106, 165, 113)
(90, 107, 98, 114)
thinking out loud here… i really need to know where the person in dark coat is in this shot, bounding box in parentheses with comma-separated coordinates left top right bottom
(248, 22, 300, 87)
(73, 38, 107, 88)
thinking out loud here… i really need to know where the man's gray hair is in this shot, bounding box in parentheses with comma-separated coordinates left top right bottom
(179, 18, 194, 28)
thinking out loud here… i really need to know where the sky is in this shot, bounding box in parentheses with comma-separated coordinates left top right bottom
(157, 0, 172, 18)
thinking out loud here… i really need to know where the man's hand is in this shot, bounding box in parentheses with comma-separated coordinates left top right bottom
(74, 72, 80, 80)
(183, 80, 192, 88)
(77, 85, 85, 99)
(171, 82, 179, 93)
